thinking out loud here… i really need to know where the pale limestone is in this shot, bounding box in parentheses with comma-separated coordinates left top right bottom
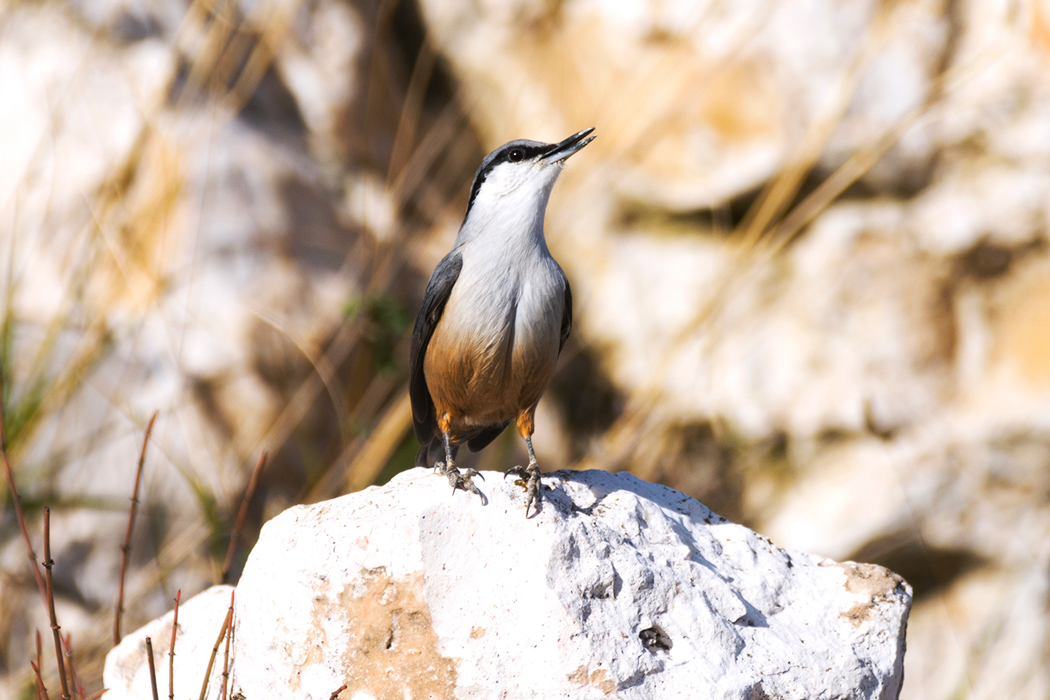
(104, 469, 911, 699)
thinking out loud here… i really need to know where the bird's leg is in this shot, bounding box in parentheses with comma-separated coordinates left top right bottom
(434, 414, 484, 502)
(505, 411, 542, 517)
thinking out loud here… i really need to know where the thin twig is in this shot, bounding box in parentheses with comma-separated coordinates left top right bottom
(84, 690, 110, 700)
(169, 589, 181, 700)
(0, 371, 48, 603)
(198, 596, 233, 700)
(328, 684, 347, 700)
(32, 630, 46, 700)
(145, 637, 159, 700)
(114, 411, 158, 647)
(221, 453, 267, 583)
(61, 632, 84, 700)
(219, 591, 234, 700)
(30, 660, 51, 700)
(43, 507, 71, 700)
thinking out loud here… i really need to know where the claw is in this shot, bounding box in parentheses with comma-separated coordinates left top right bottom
(505, 462, 541, 517)
(433, 460, 486, 504)
(504, 465, 529, 480)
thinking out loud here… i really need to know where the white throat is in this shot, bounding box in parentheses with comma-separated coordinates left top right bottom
(455, 161, 563, 251)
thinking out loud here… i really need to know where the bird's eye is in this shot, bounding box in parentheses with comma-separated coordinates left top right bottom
(508, 148, 525, 162)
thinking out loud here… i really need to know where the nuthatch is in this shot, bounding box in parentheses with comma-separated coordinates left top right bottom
(409, 127, 596, 516)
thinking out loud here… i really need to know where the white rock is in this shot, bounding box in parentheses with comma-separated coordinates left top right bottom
(104, 469, 910, 699)
(105, 585, 235, 700)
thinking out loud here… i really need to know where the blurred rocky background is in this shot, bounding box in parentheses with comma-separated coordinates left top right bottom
(0, 0, 1048, 697)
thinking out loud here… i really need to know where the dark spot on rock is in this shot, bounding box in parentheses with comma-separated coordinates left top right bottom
(639, 625, 672, 651)
(743, 683, 774, 700)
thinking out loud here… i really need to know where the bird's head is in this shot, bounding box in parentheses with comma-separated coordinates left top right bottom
(462, 128, 596, 225)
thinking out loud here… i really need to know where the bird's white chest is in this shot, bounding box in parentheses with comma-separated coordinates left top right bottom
(443, 246, 562, 349)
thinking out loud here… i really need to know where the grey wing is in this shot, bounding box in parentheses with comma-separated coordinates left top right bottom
(559, 274, 572, 353)
(409, 252, 463, 445)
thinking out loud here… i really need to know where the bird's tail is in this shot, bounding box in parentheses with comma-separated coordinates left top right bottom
(416, 436, 460, 468)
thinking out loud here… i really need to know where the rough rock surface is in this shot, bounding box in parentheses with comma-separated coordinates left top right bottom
(104, 469, 911, 699)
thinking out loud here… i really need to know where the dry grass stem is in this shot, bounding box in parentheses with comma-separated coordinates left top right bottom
(256, 315, 367, 459)
(386, 37, 438, 184)
(221, 453, 267, 583)
(169, 590, 181, 700)
(219, 591, 234, 700)
(0, 372, 48, 603)
(145, 637, 160, 700)
(43, 508, 71, 700)
(328, 684, 347, 700)
(345, 392, 413, 493)
(114, 411, 159, 647)
(248, 311, 350, 442)
(198, 593, 233, 700)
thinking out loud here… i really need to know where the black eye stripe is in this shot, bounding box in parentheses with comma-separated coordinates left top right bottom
(496, 143, 547, 165)
(464, 140, 552, 217)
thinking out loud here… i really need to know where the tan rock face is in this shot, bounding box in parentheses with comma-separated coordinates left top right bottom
(991, 257, 1050, 392)
(329, 569, 456, 699)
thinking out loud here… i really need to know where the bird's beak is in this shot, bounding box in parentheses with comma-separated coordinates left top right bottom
(542, 127, 596, 164)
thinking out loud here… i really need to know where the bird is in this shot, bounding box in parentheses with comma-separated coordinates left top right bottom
(409, 127, 595, 516)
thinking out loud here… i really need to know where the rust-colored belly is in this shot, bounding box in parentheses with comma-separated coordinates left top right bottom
(424, 309, 558, 434)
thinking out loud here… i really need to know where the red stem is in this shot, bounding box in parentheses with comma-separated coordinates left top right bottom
(0, 371, 48, 604)
(221, 453, 267, 583)
(30, 660, 51, 700)
(219, 590, 234, 700)
(61, 632, 85, 699)
(169, 589, 181, 700)
(43, 507, 71, 700)
(145, 637, 159, 700)
(114, 411, 158, 646)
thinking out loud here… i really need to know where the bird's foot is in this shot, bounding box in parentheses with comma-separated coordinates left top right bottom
(505, 461, 542, 517)
(434, 460, 486, 504)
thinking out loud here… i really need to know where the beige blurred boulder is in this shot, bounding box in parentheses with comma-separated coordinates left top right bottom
(417, 0, 947, 209)
(584, 201, 954, 438)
